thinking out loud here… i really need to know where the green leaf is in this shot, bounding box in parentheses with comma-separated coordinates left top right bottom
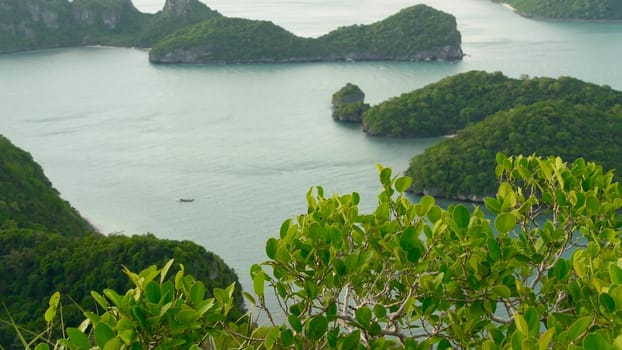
(342, 331, 361, 349)
(306, 316, 328, 341)
(484, 197, 501, 214)
(190, 281, 206, 306)
(44, 291, 61, 323)
(600, 293, 615, 314)
(280, 328, 294, 347)
(304, 280, 318, 299)
(34, 344, 50, 350)
(492, 285, 511, 299)
(438, 339, 453, 350)
(280, 219, 292, 239)
(160, 258, 174, 285)
(395, 176, 413, 192)
(253, 271, 265, 297)
(266, 238, 279, 260)
(144, 281, 160, 304)
(609, 264, 622, 284)
(90, 291, 109, 309)
(488, 238, 500, 261)
(102, 337, 123, 350)
(355, 307, 372, 327)
(583, 333, 608, 349)
(495, 213, 516, 233)
(567, 316, 592, 340)
(379, 167, 392, 186)
(67, 327, 90, 349)
(453, 205, 470, 229)
(374, 304, 387, 319)
(94, 322, 115, 349)
(537, 328, 555, 350)
(573, 250, 587, 279)
(525, 307, 539, 337)
(264, 326, 280, 350)
(514, 314, 529, 336)
(288, 315, 303, 332)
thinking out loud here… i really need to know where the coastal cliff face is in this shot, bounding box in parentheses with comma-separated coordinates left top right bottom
(149, 4, 464, 64)
(331, 83, 370, 123)
(0, 0, 146, 52)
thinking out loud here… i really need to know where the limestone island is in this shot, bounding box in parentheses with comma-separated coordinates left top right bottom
(0, 0, 464, 64)
(344, 71, 622, 202)
(331, 83, 370, 123)
(493, 0, 622, 20)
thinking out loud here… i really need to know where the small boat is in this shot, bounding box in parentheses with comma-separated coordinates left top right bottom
(179, 198, 195, 203)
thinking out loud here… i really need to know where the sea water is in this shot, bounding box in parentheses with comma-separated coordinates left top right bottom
(1, 0, 621, 293)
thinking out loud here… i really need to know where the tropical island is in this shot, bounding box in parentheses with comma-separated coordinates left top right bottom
(0, 134, 244, 347)
(494, 0, 622, 20)
(331, 71, 622, 201)
(0, 0, 464, 64)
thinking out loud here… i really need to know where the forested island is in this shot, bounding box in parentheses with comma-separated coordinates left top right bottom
(494, 0, 622, 20)
(149, 4, 463, 63)
(0, 0, 463, 63)
(332, 71, 622, 201)
(0, 135, 244, 347)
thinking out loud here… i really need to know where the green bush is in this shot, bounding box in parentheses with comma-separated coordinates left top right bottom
(23, 154, 622, 349)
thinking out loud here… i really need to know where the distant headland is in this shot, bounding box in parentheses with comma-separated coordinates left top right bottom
(0, 0, 464, 64)
(493, 0, 622, 21)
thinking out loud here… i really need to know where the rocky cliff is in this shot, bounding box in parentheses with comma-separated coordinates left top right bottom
(0, 0, 148, 52)
(331, 83, 370, 123)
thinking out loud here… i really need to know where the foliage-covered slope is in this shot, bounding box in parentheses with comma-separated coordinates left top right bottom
(496, 0, 622, 20)
(0, 230, 244, 348)
(0, 134, 244, 347)
(23, 156, 622, 349)
(362, 71, 622, 137)
(0, 135, 92, 235)
(148, 4, 463, 63)
(0, 0, 462, 65)
(0, 0, 152, 52)
(406, 100, 622, 200)
(0, 0, 220, 53)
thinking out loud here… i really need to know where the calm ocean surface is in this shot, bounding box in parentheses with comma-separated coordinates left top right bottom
(1, 0, 621, 292)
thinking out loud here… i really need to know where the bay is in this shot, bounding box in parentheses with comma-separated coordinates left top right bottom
(1, 0, 621, 293)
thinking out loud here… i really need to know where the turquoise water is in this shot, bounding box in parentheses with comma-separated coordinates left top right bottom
(1, 0, 621, 292)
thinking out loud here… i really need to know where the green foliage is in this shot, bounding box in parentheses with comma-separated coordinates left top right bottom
(362, 71, 622, 137)
(246, 155, 622, 349)
(148, 4, 463, 63)
(0, 135, 92, 235)
(148, 17, 309, 63)
(0, 231, 244, 348)
(34, 260, 243, 350)
(16, 155, 622, 349)
(495, 0, 622, 20)
(0, 0, 217, 53)
(0, 0, 462, 64)
(405, 100, 622, 199)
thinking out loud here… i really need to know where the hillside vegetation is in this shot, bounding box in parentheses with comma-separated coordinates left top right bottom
(0, 0, 464, 64)
(406, 101, 622, 200)
(148, 4, 463, 63)
(361, 71, 622, 137)
(0, 135, 91, 235)
(17, 156, 622, 349)
(0, 134, 243, 347)
(496, 0, 622, 20)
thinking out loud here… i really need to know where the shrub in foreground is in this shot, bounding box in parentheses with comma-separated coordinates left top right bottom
(21, 154, 622, 349)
